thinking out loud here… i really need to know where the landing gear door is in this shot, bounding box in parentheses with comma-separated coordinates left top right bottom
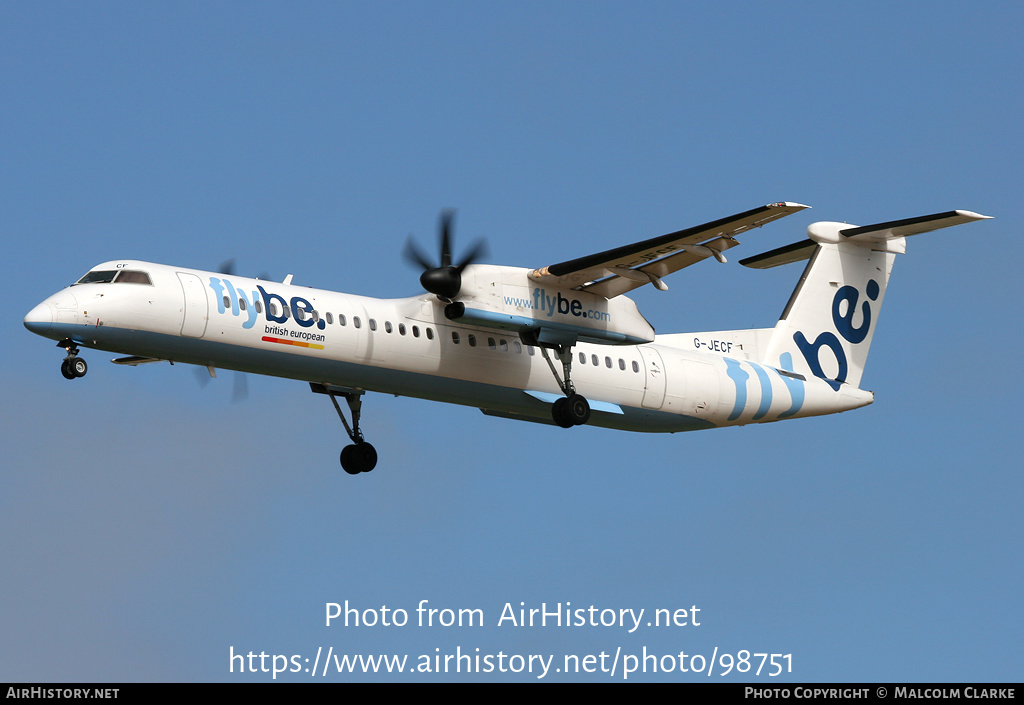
(639, 346, 666, 409)
(177, 272, 208, 338)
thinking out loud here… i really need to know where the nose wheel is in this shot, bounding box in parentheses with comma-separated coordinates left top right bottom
(57, 340, 87, 379)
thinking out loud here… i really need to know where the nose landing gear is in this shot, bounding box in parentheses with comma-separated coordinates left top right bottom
(57, 339, 87, 379)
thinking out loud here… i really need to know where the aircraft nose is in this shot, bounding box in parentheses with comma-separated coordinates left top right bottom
(24, 301, 54, 335)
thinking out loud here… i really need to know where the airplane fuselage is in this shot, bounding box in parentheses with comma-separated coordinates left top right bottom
(24, 259, 871, 434)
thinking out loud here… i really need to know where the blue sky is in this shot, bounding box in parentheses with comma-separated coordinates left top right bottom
(2, 1, 1020, 682)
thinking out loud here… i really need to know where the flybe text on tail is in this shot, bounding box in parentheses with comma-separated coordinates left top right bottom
(795, 280, 880, 391)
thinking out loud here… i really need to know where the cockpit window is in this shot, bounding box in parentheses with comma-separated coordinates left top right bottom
(114, 270, 152, 285)
(75, 270, 118, 285)
(74, 269, 153, 285)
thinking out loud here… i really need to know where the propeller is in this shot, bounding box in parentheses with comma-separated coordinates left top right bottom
(192, 365, 249, 403)
(219, 259, 271, 281)
(205, 259, 256, 403)
(403, 210, 488, 301)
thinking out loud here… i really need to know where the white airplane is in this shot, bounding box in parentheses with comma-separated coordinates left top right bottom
(24, 204, 990, 474)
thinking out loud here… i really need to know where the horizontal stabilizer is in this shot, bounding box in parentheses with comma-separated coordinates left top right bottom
(741, 209, 992, 269)
(739, 239, 816, 269)
(840, 209, 991, 242)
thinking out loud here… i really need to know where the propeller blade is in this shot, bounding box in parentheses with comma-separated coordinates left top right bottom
(455, 239, 489, 273)
(404, 209, 488, 300)
(193, 366, 211, 388)
(439, 210, 455, 268)
(402, 236, 436, 271)
(232, 371, 249, 403)
(194, 364, 249, 403)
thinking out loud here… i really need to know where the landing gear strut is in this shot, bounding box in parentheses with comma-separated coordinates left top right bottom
(524, 335, 590, 428)
(57, 339, 87, 380)
(311, 383, 377, 475)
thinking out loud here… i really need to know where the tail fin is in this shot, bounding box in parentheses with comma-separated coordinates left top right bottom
(741, 210, 991, 390)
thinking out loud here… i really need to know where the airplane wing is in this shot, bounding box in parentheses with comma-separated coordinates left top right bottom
(528, 202, 809, 298)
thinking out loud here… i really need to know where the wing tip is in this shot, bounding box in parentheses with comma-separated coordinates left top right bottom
(955, 209, 993, 220)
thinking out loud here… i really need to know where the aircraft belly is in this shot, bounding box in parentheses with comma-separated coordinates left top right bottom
(47, 323, 714, 433)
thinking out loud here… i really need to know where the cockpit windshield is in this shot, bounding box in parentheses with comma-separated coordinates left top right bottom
(74, 269, 152, 286)
(114, 270, 152, 284)
(75, 270, 117, 284)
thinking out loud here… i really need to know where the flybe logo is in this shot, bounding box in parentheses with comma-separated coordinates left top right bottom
(502, 288, 611, 322)
(794, 280, 879, 391)
(207, 277, 326, 331)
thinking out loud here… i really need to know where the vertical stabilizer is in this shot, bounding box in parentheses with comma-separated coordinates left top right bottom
(740, 210, 991, 390)
(763, 241, 895, 390)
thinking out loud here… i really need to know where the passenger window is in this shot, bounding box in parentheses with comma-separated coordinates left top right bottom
(579, 352, 586, 364)
(605, 356, 612, 368)
(399, 323, 406, 335)
(385, 321, 393, 333)
(619, 358, 626, 371)
(500, 339, 508, 352)
(452, 331, 460, 344)
(255, 301, 263, 313)
(591, 354, 599, 366)
(326, 312, 333, 324)
(468, 334, 477, 347)
(239, 299, 247, 311)
(488, 337, 496, 350)
(223, 295, 231, 309)
(632, 361, 640, 373)
(369, 319, 377, 331)
(412, 325, 420, 338)
(513, 341, 522, 354)
(339, 314, 347, 326)
(426, 328, 434, 340)
(354, 317, 361, 328)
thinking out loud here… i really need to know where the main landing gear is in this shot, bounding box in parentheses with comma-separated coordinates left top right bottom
(552, 392, 590, 428)
(57, 339, 87, 380)
(311, 383, 378, 475)
(529, 338, 590, 429)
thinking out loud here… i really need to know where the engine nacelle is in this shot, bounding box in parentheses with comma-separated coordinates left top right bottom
(448, 265, 655, 346)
